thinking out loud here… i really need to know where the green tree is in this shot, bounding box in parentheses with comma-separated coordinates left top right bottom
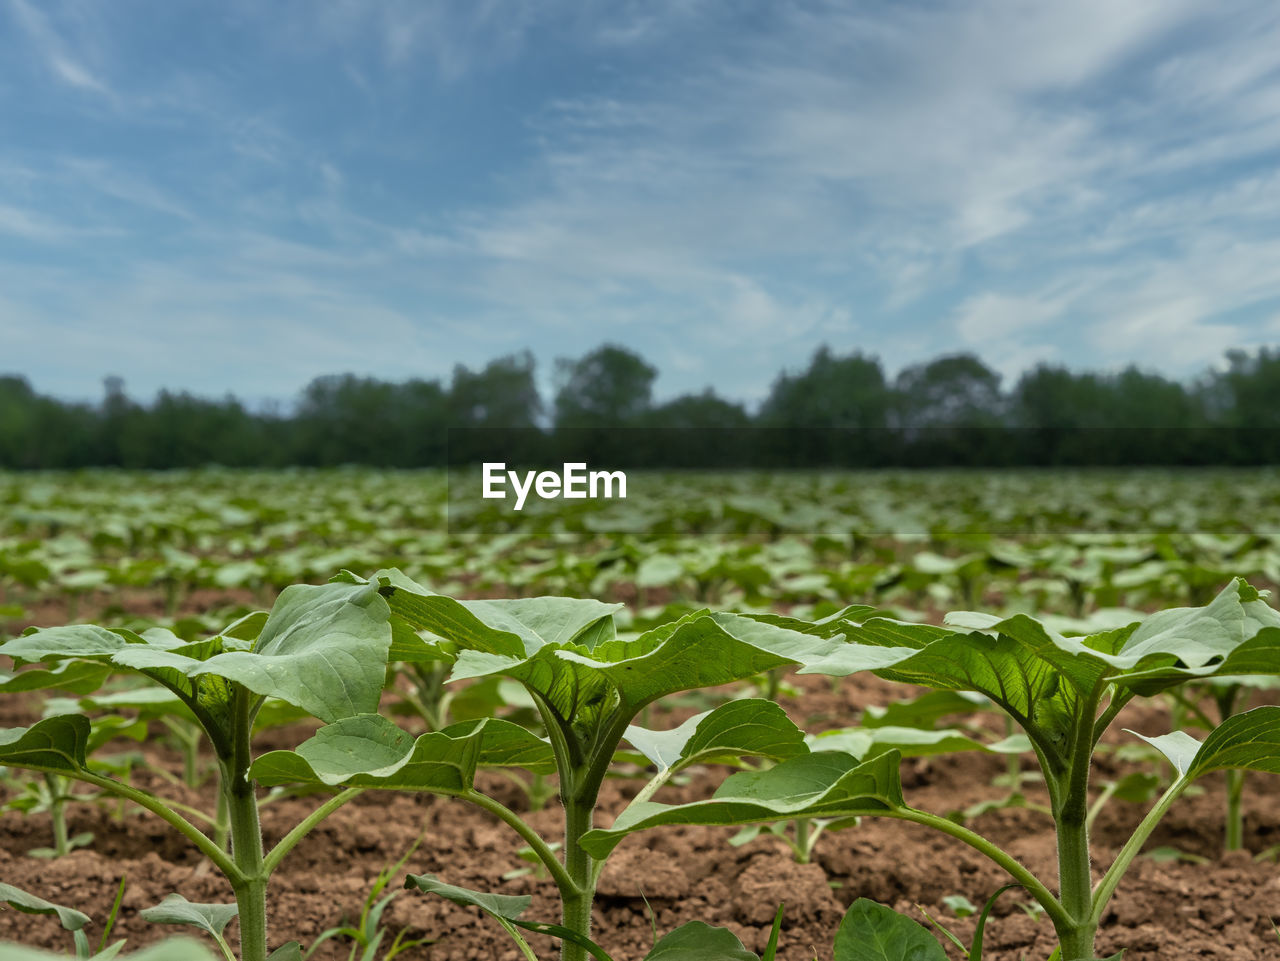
(758, 347, 889, 429)
(553, 344, 656, 429)
(892, 353, 1004, 428)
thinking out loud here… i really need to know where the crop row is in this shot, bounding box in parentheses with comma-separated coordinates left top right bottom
(6, 471, 1280, 634)
(2, 572, 1279, 961)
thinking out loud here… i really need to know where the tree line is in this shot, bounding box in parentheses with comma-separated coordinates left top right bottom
(3, 345, 1280, 469)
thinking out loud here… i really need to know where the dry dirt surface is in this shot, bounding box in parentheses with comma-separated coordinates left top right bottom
(2, 647, 1279, 959)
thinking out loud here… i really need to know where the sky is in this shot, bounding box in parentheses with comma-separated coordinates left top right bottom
(3, 0, 1280, 409)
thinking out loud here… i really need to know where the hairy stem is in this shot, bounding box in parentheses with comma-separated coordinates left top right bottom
(1053, 694, 1103, 960)
(560, 781, 597, 961)
(45, 773, 70, 856)
(225, 689, 267, 961)
(226, 774, 268, 961)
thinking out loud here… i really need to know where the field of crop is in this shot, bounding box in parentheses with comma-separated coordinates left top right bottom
(2, 468, 1279, 961)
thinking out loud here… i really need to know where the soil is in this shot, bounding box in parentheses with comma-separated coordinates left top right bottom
(3, 597, 1280, 961)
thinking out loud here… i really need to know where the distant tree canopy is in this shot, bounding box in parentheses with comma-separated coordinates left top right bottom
(2, 344, 1279, 468)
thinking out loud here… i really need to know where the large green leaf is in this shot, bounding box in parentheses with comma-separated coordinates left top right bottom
(800, 580, 1280, 764)
(450, 610, 827, 735)
(439, 717, 556, 774)
(250, 713, 485, 790)
(624, 699, 808, 776)
(832, 899, 948, 961)
(369, 568, 622, 656)
(580, 751, 903, 859)
(141, 582, 392, 722)
(372, 570, 828, 735)
(6, 582, 392, 726)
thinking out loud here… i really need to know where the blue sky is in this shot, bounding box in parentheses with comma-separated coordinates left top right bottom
(3, 0, 1280, 408)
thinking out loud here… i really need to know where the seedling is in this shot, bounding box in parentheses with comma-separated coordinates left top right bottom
(296, 831, 433, 961)
(254, 567, 823, 961)
(581, 580, 1280, 961)
(0, 581, 396, 961)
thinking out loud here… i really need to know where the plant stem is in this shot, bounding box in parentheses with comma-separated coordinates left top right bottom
(1090, 780, 1186, 930)
(793, 817, 812, 864)
(560, 780, 596, 961)
(1055, 818, 1095, 960)
(66, 769, 239, 878)
(462, 790, 574, 893)
(45, 773, 70, 856)
(1052, 695, 1103, 961)
(1225, 769, 1244, 852)
(226, 772, 268, 961)
(226, 688, 268, 961)
(262, 788, 363, 876)
(214, 783, 230, 852)
(890, 807, 1069, 930)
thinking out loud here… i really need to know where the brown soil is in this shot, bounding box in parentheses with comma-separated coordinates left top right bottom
(3, 600, 1280, 960)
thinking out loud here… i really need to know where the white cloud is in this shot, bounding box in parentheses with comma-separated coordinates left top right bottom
(8, 0, 1280, 403)
(954, 293, 1064, 345)
(6, 0, 113, 99)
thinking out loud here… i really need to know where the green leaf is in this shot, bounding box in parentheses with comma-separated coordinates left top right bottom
(861, 691, 992, 729)
(6, 582, 394, 725)
(377, 571, 827, 741)
(1187, 705, 1280, 778)
(139, 894, 237, 939)
(373, 568, 622, 657)
(403, 874, 531, 920)
(832, 898, 948, 961)
(0, 661, 112, 695)
(624, 699, 808, 776)
(801, 580, 1280, 767)
(266, 944, 304, 961)
(148, 581, 392, 723)
(451, 611, 826, 736)
(0, 881, 91, 932)
(642, 922, 759, 961)
(0, 715, 90, 774)
(967, 884, 1022, 961)
(250, 713, 485, 790)
(580, 751, 902, 859)
(0, 940, 219, 961)
(809, 726, 1030, 761)
(440, 717, 556, 774)
(744, 605, 881, 639)
(1136, 705, 1280, 783)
